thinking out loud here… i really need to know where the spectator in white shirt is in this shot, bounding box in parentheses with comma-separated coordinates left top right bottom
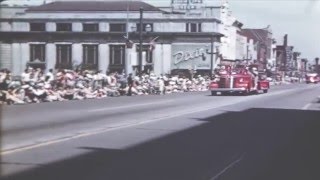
(46, 69, 54, 83)
(21, 69, 31, 83)
(157, 77, 165, 95)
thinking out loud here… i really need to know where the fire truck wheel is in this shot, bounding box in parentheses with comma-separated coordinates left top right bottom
(263, 89, 268, 93)
(211, 91, 216, 96)
(242, 88, 250, 96)
(252, 90, 258, 95)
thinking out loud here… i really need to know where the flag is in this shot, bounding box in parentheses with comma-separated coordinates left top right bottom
(123, 35, 134, 48)
(148, 36, 159, 52)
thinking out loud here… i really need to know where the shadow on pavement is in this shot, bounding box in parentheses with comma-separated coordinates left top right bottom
(2, 108, 320, 180)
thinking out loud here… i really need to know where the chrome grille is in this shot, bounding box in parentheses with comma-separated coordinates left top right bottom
(219, 77, 231, 88)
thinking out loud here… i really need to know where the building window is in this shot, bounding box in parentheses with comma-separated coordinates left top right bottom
(136, 45, 153, 63)
(191, 23, 197, 32)
(109, 23, 126, 32)
(83, 23, 99, 32)
(186, 23, 201, 32)
(198, 23, 202, 32)
(56, 23, 72, 31)
(56, 45, 72, 69)
(30, 44, 45, 62)
(83, 45, 98, 70)
(136, 23, 153, 32)
(30, 23, 45, 31)
(110, 45, 125, 65)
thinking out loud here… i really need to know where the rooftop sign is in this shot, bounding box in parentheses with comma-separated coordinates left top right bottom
(171, 0, 205, 14)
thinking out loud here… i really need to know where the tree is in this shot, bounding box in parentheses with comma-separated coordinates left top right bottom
(315, 57, 319, 65)
(315, 57, 320, 73)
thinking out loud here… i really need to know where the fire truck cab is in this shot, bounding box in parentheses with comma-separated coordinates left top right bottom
(210, 64, 270, 96)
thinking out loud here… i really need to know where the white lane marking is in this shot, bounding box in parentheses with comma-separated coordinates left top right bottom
(302, 103, 312, 110)
(210, 155, 244, 180)
(1, 86, 312, 155)
(87, 100, 174, 112)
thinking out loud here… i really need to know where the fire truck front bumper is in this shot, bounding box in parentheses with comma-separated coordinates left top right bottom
(210, 87, 247, 92)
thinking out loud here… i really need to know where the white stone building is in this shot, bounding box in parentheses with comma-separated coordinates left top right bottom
(235, 25, 247, 61)
(0, 0, 223, 76)
(211, 1, 245, 65)
(0, 2, 38, 71)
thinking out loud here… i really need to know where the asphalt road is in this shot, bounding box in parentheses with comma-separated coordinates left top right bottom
(1, 83, 320, 180)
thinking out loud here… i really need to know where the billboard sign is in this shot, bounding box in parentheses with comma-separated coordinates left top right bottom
(171, 44, 211, 70)
(171, 0, 205, 15)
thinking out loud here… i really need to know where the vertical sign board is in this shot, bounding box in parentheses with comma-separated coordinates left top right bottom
(285, 46, 293, 70)
(171, 44, 211, 70)
(276, 46, 286, 71)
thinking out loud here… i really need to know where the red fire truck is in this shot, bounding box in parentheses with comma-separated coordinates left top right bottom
(209, 65, 270, 96)
(305, 73, 320, 84)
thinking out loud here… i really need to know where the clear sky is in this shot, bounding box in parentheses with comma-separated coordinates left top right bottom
(229, 0, 320, 63)
(2, 0, 320, 63)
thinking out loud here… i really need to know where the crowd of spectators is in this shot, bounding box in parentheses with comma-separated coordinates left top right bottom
(0, 67, 211, 105)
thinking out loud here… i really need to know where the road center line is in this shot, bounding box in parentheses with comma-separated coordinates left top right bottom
(302, 103, 312, 110)
(210, 154, 245, 180)
(87, 100, 174, 112)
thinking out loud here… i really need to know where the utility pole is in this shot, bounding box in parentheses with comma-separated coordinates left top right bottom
(138, 7, 143, 75)
(207, 36, 219, 79)
(282, 34, 288, 82)
(210, 36, 213, 79)
(126, 1, 129, 39)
